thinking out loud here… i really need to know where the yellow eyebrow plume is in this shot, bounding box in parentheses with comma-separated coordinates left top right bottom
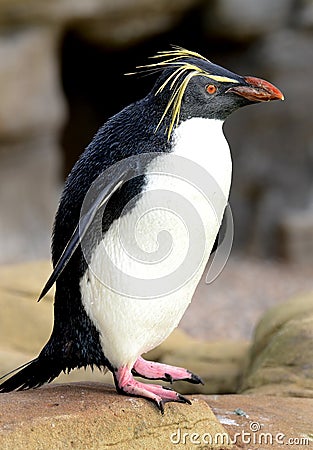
(130, 46, 239, 140)
(205, 75, 239, 84)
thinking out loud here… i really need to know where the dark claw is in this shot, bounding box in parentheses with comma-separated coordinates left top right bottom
(157, 399, 165, 415)
(157, 396, 191, 414)
(186, 370, 204, 385)
(164, 372, 174, 384)
(162, 386, 192, 405)
(131, 368, 140, 377)
(155, 386, 192, 414)
(178, 394, 192, 405)
(161, 393, 191, 405)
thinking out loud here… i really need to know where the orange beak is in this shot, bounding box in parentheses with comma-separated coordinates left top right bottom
(227, 76, 284, 102)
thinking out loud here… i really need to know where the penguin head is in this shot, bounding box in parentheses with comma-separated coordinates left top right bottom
(139, 47, 284, 139)
(172, 61, 284, 121)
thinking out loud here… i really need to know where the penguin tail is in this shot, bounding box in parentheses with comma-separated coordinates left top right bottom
(0, 357, 63, 392)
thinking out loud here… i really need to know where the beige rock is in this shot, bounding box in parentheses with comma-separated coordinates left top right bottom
(0, 383, 231, 450)
(0, 260, 54, 298)
(252, 292, 313, 357)
(0, 139, 61, 264)
(204, 0, 293, 40)
(0, 27, 65, 139)
(241, 292, 313, 397)
(0, 26, 65, 263)
(279, 211, 313, 263)
(0, 261, 53, 355)
(205, 394, 313, 449)
(1, 384, 313, 450)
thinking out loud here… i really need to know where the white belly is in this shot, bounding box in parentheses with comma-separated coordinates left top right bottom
(80, 118, 232, 368)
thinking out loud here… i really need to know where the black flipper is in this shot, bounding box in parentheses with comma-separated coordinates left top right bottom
(0, 358, 63, 392)
(38, 167, 133, 302)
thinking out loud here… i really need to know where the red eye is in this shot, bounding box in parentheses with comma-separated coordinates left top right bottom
(206, 84, 217, 95)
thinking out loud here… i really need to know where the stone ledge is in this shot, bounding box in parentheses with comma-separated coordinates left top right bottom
(0, 383, 232, 450)
(204, 394, 313, 449)
(2, 383, 313, 449)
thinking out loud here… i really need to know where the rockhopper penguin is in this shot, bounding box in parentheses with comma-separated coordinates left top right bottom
(0, 48, 283, 413)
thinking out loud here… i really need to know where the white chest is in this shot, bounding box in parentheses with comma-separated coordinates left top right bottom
(172, 118, 232, 196)
(80, 118, 232, 367)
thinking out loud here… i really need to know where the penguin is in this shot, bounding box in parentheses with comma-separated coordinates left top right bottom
(0, 47, 283, 413)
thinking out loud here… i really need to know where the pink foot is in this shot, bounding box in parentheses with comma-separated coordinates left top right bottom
(114, 366, 191, 413)
(132, 356, 204, 385)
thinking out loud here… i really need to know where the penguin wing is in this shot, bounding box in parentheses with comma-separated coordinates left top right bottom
(38, 167, 133, 301)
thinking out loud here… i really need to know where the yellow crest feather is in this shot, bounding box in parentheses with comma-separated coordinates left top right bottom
(131, 46, 239, 140)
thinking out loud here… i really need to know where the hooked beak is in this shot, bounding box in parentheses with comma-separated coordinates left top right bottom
(227, 76, 284, 102)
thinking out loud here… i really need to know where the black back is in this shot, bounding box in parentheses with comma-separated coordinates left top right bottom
(42, 93, 171, 369)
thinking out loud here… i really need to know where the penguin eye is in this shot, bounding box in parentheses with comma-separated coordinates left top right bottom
(206, 84, 217, 95)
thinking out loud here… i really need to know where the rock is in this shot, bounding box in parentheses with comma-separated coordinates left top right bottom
(0, 137, 61, 264)
(252, 292, 313, 355)
(0, 349, 35, 377)
(295, 0, 313, 29)
(0, 27, 65, 139)
(1, 384, 313, 449)
(241, 292, 313, 397)
(0, 260, 54, 299)
(224, 29, 313, 257)
(0, 383, 231, 450)
(0, 261, 53, 354)
(0, 0, 202, 47)
(204, 0, 293, 40)
(205, 394, 313, 449)
(278, 210, 313, 263)
(0, 0, 112, 25)
(74, 0, 203, 47)
(0, 26, 65, 263)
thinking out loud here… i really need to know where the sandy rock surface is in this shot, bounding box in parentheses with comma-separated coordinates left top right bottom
(242, 292, 313, 397)
(1, 261, 313, 448)
(0, 383, 230, 450)
(205, 394, 313, 449)
(1, 384, 312, 449)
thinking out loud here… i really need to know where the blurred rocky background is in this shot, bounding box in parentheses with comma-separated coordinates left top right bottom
(0, 0, 312, 264)
(1, 3, 313, 441)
